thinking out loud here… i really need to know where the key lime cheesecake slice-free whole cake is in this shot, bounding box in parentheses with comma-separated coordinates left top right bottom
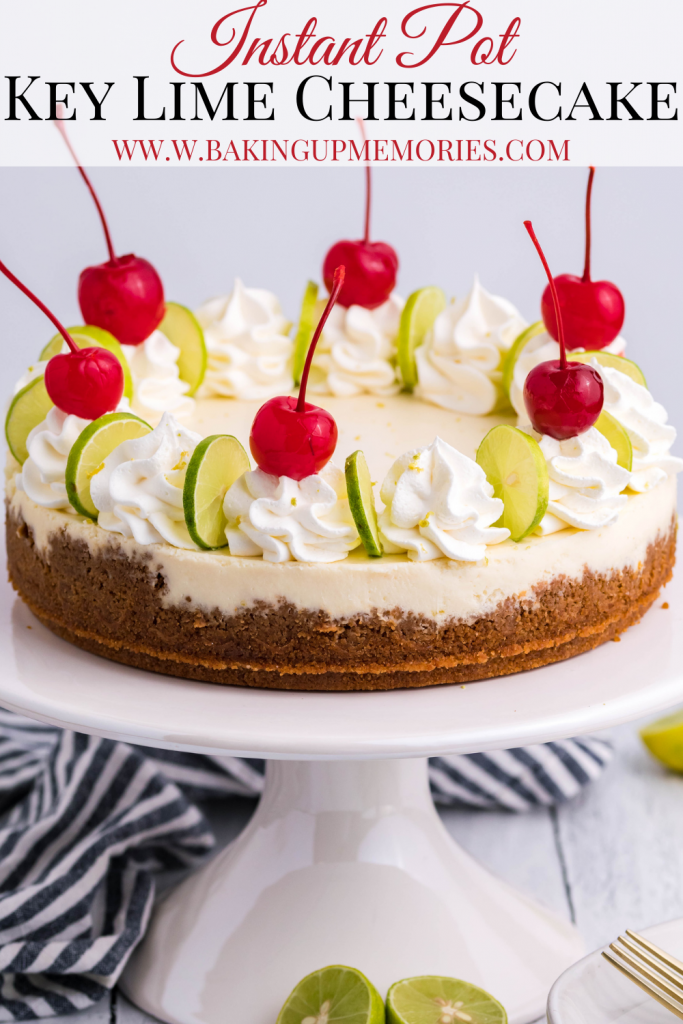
(4, 170, 680, 691)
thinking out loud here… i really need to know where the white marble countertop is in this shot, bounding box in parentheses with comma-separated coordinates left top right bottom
(59, 713, 683, 1024)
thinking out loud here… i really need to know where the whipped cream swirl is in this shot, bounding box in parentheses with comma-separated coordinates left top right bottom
(415, 277, 527, 415)
(196, 279, 293, 400)
(525, 427, 630, 535)
(91, 412, 200, 549)
(224, 462, 360, 563)
(13, 360, 49, 395)
(307, 295, 403, 398)
(378, 437, 509, 561)
(509, 331, 626, 420)
(17, 407, 94, 512)
(595, 360, 683, 493)
(122, 331, 194, 422)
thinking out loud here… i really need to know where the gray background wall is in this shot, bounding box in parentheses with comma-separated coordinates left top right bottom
(1, 166, 681, 435)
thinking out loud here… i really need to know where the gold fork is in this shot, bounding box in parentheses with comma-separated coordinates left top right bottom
(602, 930, 683, 1019)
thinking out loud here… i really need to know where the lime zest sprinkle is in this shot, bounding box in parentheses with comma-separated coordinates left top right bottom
(291, 497, 297, 506)
(88, 462, 106, 479)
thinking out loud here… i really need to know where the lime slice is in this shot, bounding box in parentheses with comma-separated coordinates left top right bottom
(387, 976, 507, 1024)
(571, 350, 646, 388)
(594, 410, 632, 471)
(5, 375, 54, 465)
(40, 325, 134, 401)
(158, 302, 207, 396)
(641, 710, 683, 771)
(183, 434, 251, 549)
(345, 450, 382, 557)
(65, 412, 152, 519)
(398, 286, 447, 391)
(501, 321, 546, 400)
(276, 965, 385, 1024)
(476, 424, 549, 542)
(293, 281, 321, 386)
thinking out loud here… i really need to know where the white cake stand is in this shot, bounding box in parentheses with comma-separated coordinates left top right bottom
(1, 569, 682, 1024)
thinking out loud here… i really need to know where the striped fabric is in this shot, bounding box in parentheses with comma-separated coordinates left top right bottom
(0, 711, 612, 1019)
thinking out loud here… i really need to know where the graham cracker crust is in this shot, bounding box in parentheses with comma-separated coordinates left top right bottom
(5, 507, 676, 692)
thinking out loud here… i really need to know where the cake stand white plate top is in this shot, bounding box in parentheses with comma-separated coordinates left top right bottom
(1, 567, 681, 760)
(0, 566, 681, 1024)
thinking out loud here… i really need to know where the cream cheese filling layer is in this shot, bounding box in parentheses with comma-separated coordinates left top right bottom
(7, 470, 676, 626)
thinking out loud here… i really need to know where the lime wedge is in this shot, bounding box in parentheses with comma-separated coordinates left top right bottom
(183, 434, 250, 549)
(594, 410, 632, 471)
(571, 350, 646, 388)
(293, 281, 321, 386)
(65, 412, 152, 519)
(387, 976, 507, 1024)
(40, 325, 134, 401)
(277, 965, 385, 1024)
(5, 375, 54, 465)
(500, 321, 546, 400)
(398, 286, 447, 391)
(641, 710, 683, 771)
(476, 424, 548, 542)
(158, 302, 207, 396)
(346, 450, 382, 557)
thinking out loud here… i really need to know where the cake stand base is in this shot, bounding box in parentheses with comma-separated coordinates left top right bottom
(121, 757, 584, 1024)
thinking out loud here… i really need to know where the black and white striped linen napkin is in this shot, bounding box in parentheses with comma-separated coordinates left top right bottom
(0, 710, 612, 1019)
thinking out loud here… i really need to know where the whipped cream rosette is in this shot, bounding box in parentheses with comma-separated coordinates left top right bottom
(121, 332, 194, 422)
(415, 276, 527, 415)
(509, 331, 626, 420)
(16, 401, 129, 513)
(521, 426, 631, 535)
(224, 462, 359, 563)
(195, 279, 293, 400)
(378, 436, 510, 561)
(591, 359, 683, 493)
(90, 411, 200, 549)
(306, 294, 403, 398)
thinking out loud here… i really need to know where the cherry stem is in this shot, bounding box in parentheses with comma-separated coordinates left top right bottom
(524, 220, 567, 370)
(54, 111, 116, 263)
(582, 166, 595, 283)
(357, 118, 371, 244)
(0, 258, 77, 354)
(297, 266, 346, 412)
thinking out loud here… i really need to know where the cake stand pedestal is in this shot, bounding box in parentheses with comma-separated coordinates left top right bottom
(1, 571, 682, 1024)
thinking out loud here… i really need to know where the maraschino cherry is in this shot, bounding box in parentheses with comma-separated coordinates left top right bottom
(250, 267, 345, 480)
(55, 119, 165, 346)
(0, 258, 123, 420)
(322, 123, 398, 309)
(541, 167, 625, 350)
(523, 221, 604, 441)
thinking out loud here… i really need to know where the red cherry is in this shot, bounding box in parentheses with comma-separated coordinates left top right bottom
(79, 255, 165, 346)
(322, 126, 398, 309)
(541, 167, 625, 350)
(250, 267, 345, 480)
(56, 118, 165, 346)
(45, 347, 124, 420)
(0, 258, 123, 420)
(523, 221, 604, 440)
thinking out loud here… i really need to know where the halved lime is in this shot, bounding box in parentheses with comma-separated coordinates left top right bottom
(594, 410, 632, 472)
(476, 425, 549, 542)
(387, 976, 507, 1024)
(501, 321, 546, 400)
(346, 450, 382, 557)
(183, 434, 250, 549)
(398, 286, 447, 391)
(158, 302, 207, 396)
(40, 325, 134, 401)
(571, 350, 646, 388)
(5, 375, 54, 465)
(276, 965, 385, 1024)
(293, 281, 321, 386)
(65, 412, 152, 519)
(641, 710, 683, 771)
